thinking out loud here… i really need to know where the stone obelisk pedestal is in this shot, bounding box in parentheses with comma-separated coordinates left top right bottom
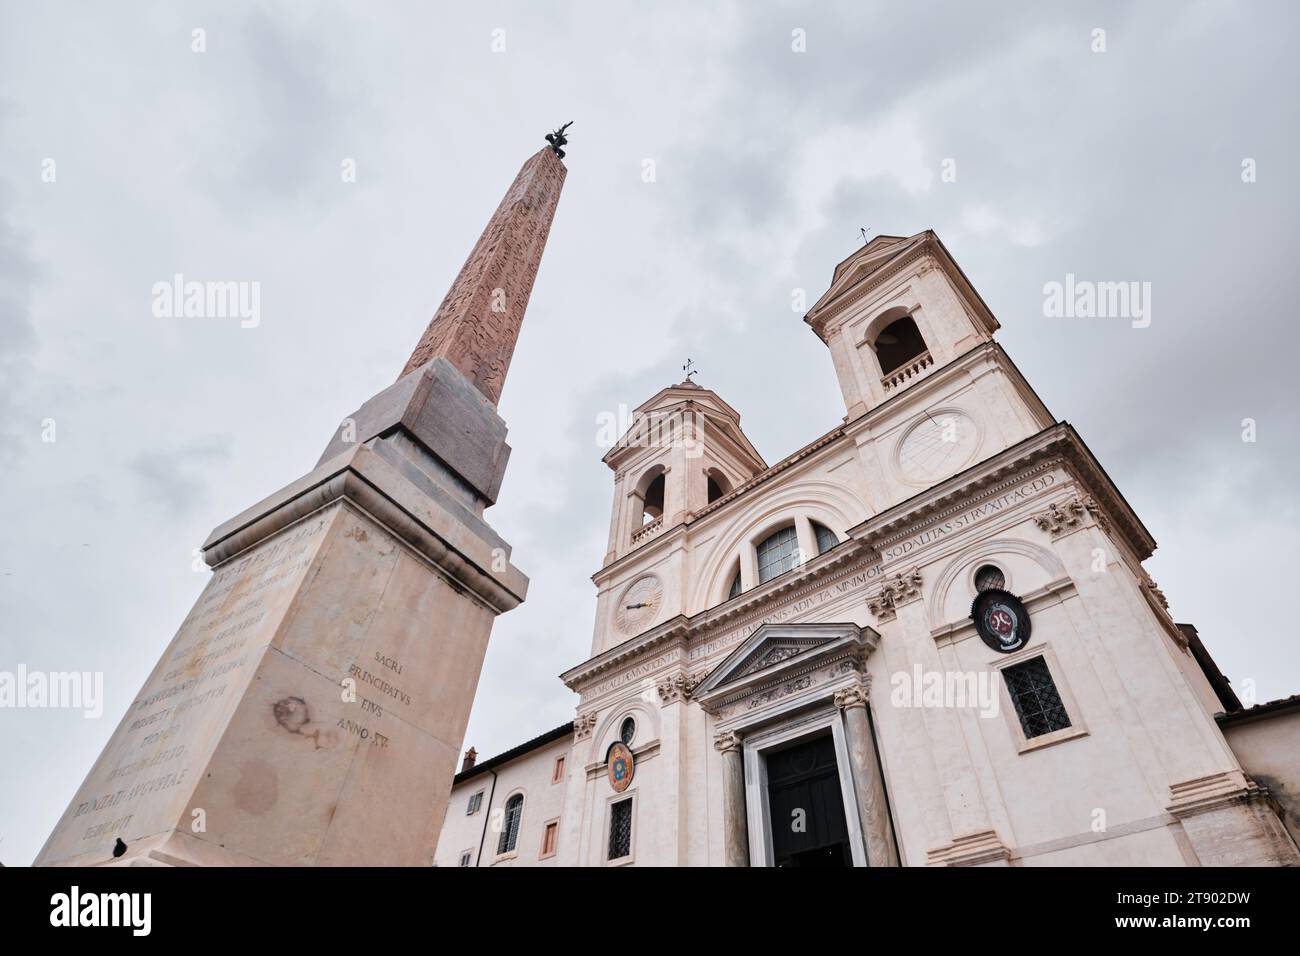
(36, 141, 567, 866)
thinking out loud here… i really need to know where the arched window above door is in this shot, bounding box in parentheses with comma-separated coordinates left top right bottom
(756, 525, 800, 584)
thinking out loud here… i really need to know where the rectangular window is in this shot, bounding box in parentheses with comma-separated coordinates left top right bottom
(1003, 656, 1071, 739)
(541, 821, 558, 857)
(466, 790, 483, 815)
(552, 755, 566, 784)
(458, 851, 472, 867)
(608, 798, 633, 861)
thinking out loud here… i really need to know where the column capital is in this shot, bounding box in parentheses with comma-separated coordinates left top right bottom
(834, 676, 872, 711)
(713, 730, 744, 754)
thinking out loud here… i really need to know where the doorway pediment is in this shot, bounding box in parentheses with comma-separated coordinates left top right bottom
(693, 622, 878, 725)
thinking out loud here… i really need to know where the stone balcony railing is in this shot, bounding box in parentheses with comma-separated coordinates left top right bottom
(881, 350, 934, 393)
(631, 514, 664, 546)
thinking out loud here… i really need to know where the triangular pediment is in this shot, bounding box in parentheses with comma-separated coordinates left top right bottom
(734, 637, 829, 678)
(694, 622, 873, 699)
(601, 383, 767, 472)
(807, 232, 927, 320)
(830, 234, 911, 284)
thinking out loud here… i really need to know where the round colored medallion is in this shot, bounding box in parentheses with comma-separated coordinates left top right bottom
(971, 588, 1031, 653)
(607, 741, 635, 793)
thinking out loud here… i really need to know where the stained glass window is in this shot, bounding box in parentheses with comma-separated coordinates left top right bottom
(620, 717, 636, 746)
(1003, 656, 1071, 739)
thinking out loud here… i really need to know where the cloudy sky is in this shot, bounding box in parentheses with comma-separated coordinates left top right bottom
(2, 1, 1297, 865)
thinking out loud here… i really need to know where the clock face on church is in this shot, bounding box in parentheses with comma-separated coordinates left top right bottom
(897, 410, 979, 484)
(616, 575, 663, 634)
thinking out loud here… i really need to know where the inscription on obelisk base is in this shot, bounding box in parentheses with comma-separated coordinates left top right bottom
(36, 142, 567, 866)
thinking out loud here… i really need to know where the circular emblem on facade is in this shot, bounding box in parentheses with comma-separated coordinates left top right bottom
(896, 409, 979, 485)
(971, 588, 1032, 654)
(615, 575, 663, 634)
(607, 742, 635, 793)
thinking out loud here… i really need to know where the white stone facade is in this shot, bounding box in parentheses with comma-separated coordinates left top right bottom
(436, 231, 1300, 867)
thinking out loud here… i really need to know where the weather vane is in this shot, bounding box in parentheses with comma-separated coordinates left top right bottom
(545, 121, 574, 158)
(682, 358, 697, 383)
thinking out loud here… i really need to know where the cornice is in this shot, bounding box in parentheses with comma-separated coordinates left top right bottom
(570, 425, 1159, 693)
(848, 423, 1157, 562)
(566, 543, 875, 692)
(202, 445, 526, 615)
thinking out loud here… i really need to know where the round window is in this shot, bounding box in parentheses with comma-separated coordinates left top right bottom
(974, 564, 1006, 593)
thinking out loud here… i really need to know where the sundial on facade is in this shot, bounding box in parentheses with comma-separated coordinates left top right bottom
(898, 412, 977, 484)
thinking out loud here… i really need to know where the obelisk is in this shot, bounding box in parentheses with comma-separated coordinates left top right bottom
(35, 131, 568, 866)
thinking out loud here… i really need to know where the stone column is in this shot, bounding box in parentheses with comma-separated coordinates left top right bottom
(714, 730, 749, 867)
(836, 681, 900, 867)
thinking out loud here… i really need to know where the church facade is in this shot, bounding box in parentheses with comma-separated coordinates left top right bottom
(437, 230, 1300, 868)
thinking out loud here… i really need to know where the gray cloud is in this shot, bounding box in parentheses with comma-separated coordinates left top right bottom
(130, 435, 233, 515)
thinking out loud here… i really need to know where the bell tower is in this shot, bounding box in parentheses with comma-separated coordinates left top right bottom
(804, 231, 1000, 419)
(601, 377, 765, 567)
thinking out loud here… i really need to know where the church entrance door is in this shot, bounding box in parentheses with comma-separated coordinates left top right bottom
(765, 733, 852, 868)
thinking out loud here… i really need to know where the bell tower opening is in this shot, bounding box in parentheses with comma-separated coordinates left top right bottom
(640, 470, 665, 525)
(802, 231, 1003, 417)
(706, 467, 732, 504)
(873, 314, 929, 375)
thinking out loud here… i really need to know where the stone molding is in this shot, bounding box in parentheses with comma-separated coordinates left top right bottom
(1166, 771, 1260, 819)
(926, 829, 1013, 867)
(573, 711, 598, 740)
(201, 444, 525, 615)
